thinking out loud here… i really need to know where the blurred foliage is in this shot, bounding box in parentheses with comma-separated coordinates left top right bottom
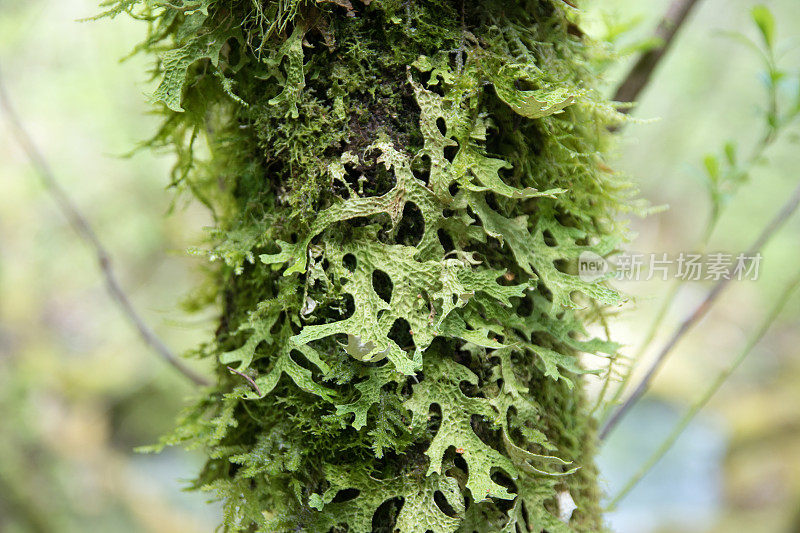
(0, 0, 216, 530)
(600, 3, 800, 428)
(582, 1, 800, 532)
(701, 6, 800, 233)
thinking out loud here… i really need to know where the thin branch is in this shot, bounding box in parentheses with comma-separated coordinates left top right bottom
(614, 0, 703, 106)
(0, 66, 210, 387)
(227, 366, 262, 396)
(600, 180, 800, 440)
(606, 269, 800, 509)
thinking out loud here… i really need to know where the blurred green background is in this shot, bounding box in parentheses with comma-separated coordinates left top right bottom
(0, 0, 799, 531)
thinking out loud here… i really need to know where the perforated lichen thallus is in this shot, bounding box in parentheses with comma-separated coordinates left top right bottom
(109, 1, 632, 531)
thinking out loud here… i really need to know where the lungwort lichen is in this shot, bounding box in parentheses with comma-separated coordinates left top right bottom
(108, 0, 633, 530)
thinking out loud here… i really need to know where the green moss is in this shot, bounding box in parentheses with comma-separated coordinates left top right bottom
(114, 0, 632, 530)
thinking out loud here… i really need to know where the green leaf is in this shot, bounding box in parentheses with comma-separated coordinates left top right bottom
(724, 141, 737, 166)
(751, 5, 776, 50)
(703, 154, 720, 184)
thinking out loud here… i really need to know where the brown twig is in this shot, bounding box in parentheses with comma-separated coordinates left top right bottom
(614, 0, 703, 106)
(600, 180, 800, 440)
(227, 366, 262, 396)
(0, 66, 210, 387)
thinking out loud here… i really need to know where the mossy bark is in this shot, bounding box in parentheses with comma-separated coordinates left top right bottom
(123, 1, 629, 531)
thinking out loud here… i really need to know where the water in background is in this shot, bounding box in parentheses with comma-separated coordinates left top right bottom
(599, 400, 728, 533)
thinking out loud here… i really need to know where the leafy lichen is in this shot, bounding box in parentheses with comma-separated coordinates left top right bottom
(114, 0, 633, 530)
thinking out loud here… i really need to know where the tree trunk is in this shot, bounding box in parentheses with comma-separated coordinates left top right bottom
(122, 0, 628, 531)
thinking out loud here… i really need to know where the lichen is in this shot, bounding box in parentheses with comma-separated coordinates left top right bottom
(112, 0, 633, 530)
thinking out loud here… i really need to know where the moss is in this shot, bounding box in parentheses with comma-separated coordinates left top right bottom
(114, 0, 633, 531)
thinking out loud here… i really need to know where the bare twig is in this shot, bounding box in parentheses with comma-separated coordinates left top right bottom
(227, 366, 262, 396)
(0, 66, 210, 387)
(614, 0, 703, 106)
(600, 180, 800, 440)
(606, 269, 800, 509)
